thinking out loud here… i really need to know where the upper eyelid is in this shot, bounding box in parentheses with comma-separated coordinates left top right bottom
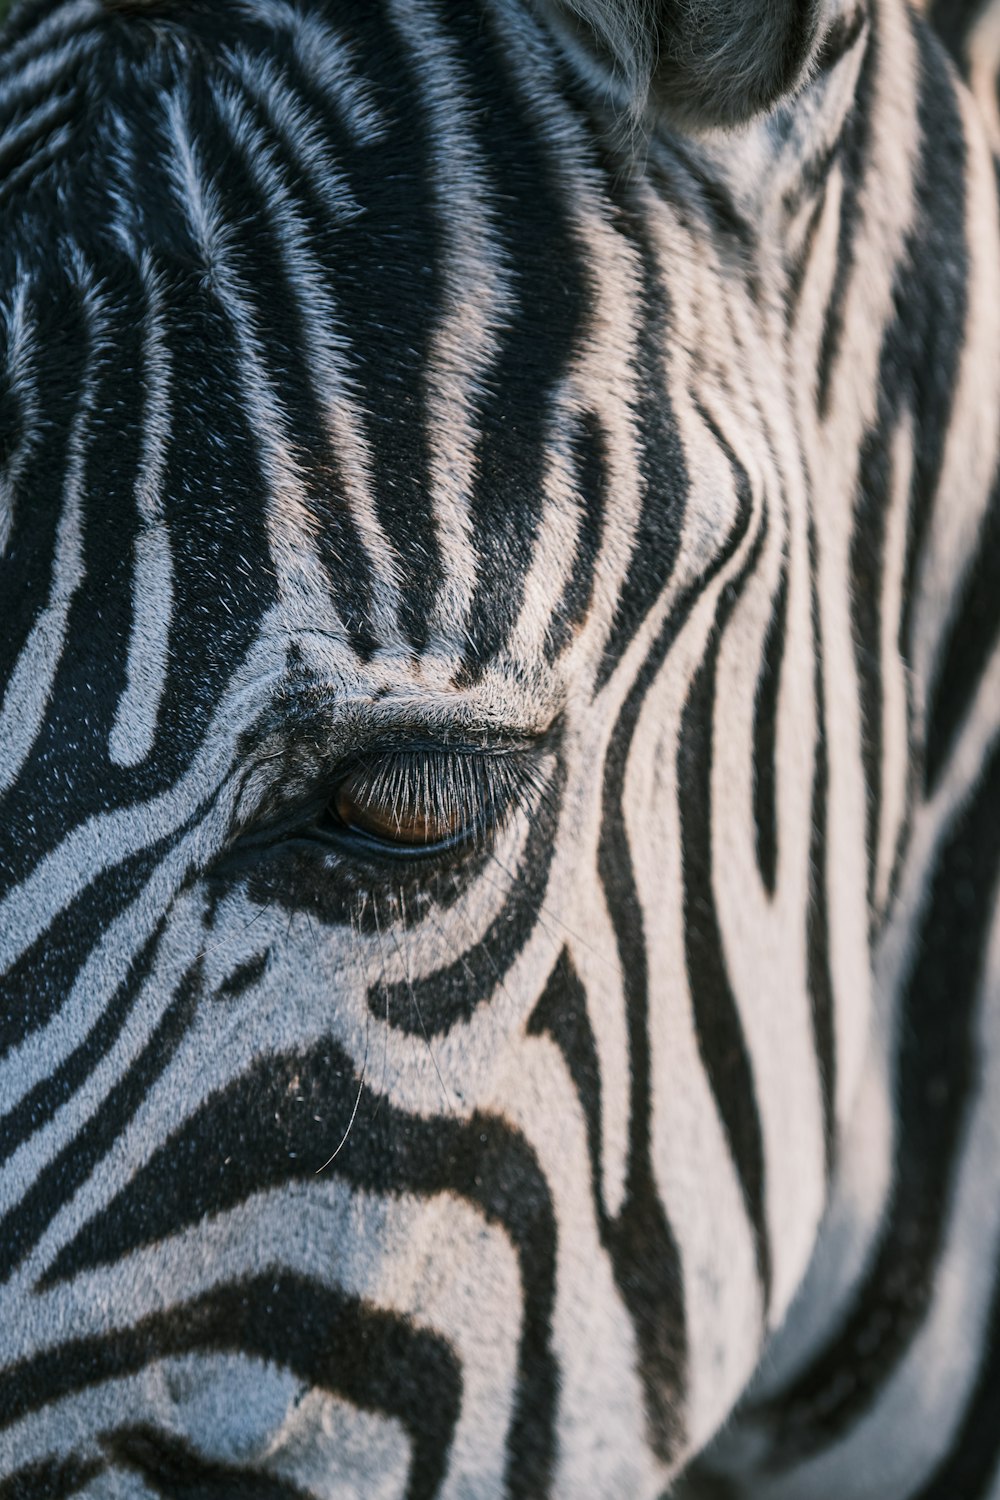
(231, 740, 552, 847)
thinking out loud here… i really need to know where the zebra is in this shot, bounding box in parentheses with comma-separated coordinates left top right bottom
(0, 0, 998, 1493)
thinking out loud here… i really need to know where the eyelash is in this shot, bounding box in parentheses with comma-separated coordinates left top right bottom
(315, 745, 549, 860)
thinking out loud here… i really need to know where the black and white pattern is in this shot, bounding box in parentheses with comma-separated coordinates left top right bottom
(0, 0, 998, 1495)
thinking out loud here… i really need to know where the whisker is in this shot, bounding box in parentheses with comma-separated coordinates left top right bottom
(315, 906, 370, 1172)
(482, 851, 622, 980)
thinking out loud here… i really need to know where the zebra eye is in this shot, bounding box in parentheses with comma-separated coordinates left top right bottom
(333, 766, 463, 850)
(325, 747, 533, 858)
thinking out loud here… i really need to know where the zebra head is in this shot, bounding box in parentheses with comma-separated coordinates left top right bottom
(1, 0, 978, 1494)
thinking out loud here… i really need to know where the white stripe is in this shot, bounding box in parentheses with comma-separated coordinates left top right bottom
(109, 257, 175, 769)
(873, 412, 914, 913)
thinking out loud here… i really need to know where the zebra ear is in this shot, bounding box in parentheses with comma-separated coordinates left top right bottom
(544, 0, 825, 128)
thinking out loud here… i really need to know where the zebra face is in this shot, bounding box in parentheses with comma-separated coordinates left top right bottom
(0, 0, 875, 1495)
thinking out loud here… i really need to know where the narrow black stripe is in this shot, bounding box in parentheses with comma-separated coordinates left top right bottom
(805, 519, 837, 1172)
(852, 423, 891, 911)
(815, 21, 877, 415)
(544, 410, 609, 662)
(894, 21, 969, 728)
(129, 267, 277, 790)
(0, 786, 220, 1054)
(202, 80, 385, 661)
(0, 842, 164, 1049)
(213, 947, 270, 1001)
(752, 561, 787, 896)
(303, 0, 446, 655)
(0, 281, 90, 746)
(527, 947, 605, 1213)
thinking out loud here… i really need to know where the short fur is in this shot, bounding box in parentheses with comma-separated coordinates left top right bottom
(539, 0, 823, 124)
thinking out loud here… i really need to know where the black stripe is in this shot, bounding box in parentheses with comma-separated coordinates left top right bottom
(0, 1276, 460, 1500)
(757, 733, 1000, 1460)
(42, 1042, 560, 1499)
(815, 19, 877, 416)
(0, 239, 279, 842)
(0, 786, 219, 1054)
(805, 518, 836, 1171)
(214, 0, 446, 653)
(752, 561, 787, 896)
(0, 957, 202, 1286)
(0, 259, 148, 881)
(893, 22, 969, 774)
(527, 948, 606, 1214)
(841, 17, 967, 904)
(213, 947, 270, 1001)
(544, 410, 609, 662)
(0, 842, 164, 1048)
(851, 422, 892, 912)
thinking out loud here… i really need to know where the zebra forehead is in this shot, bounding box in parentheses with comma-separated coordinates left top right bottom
(0, 0, 723, 686)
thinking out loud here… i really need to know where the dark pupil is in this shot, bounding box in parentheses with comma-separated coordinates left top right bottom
(333, 772, 462, 848)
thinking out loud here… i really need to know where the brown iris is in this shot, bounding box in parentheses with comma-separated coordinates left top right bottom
(332, 765, 465, 849)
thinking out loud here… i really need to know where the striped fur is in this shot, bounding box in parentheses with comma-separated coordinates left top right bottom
(0, 0, 998, 1496)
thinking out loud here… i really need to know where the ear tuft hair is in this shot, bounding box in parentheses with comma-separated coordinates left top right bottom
(546, 0, 825, 128)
